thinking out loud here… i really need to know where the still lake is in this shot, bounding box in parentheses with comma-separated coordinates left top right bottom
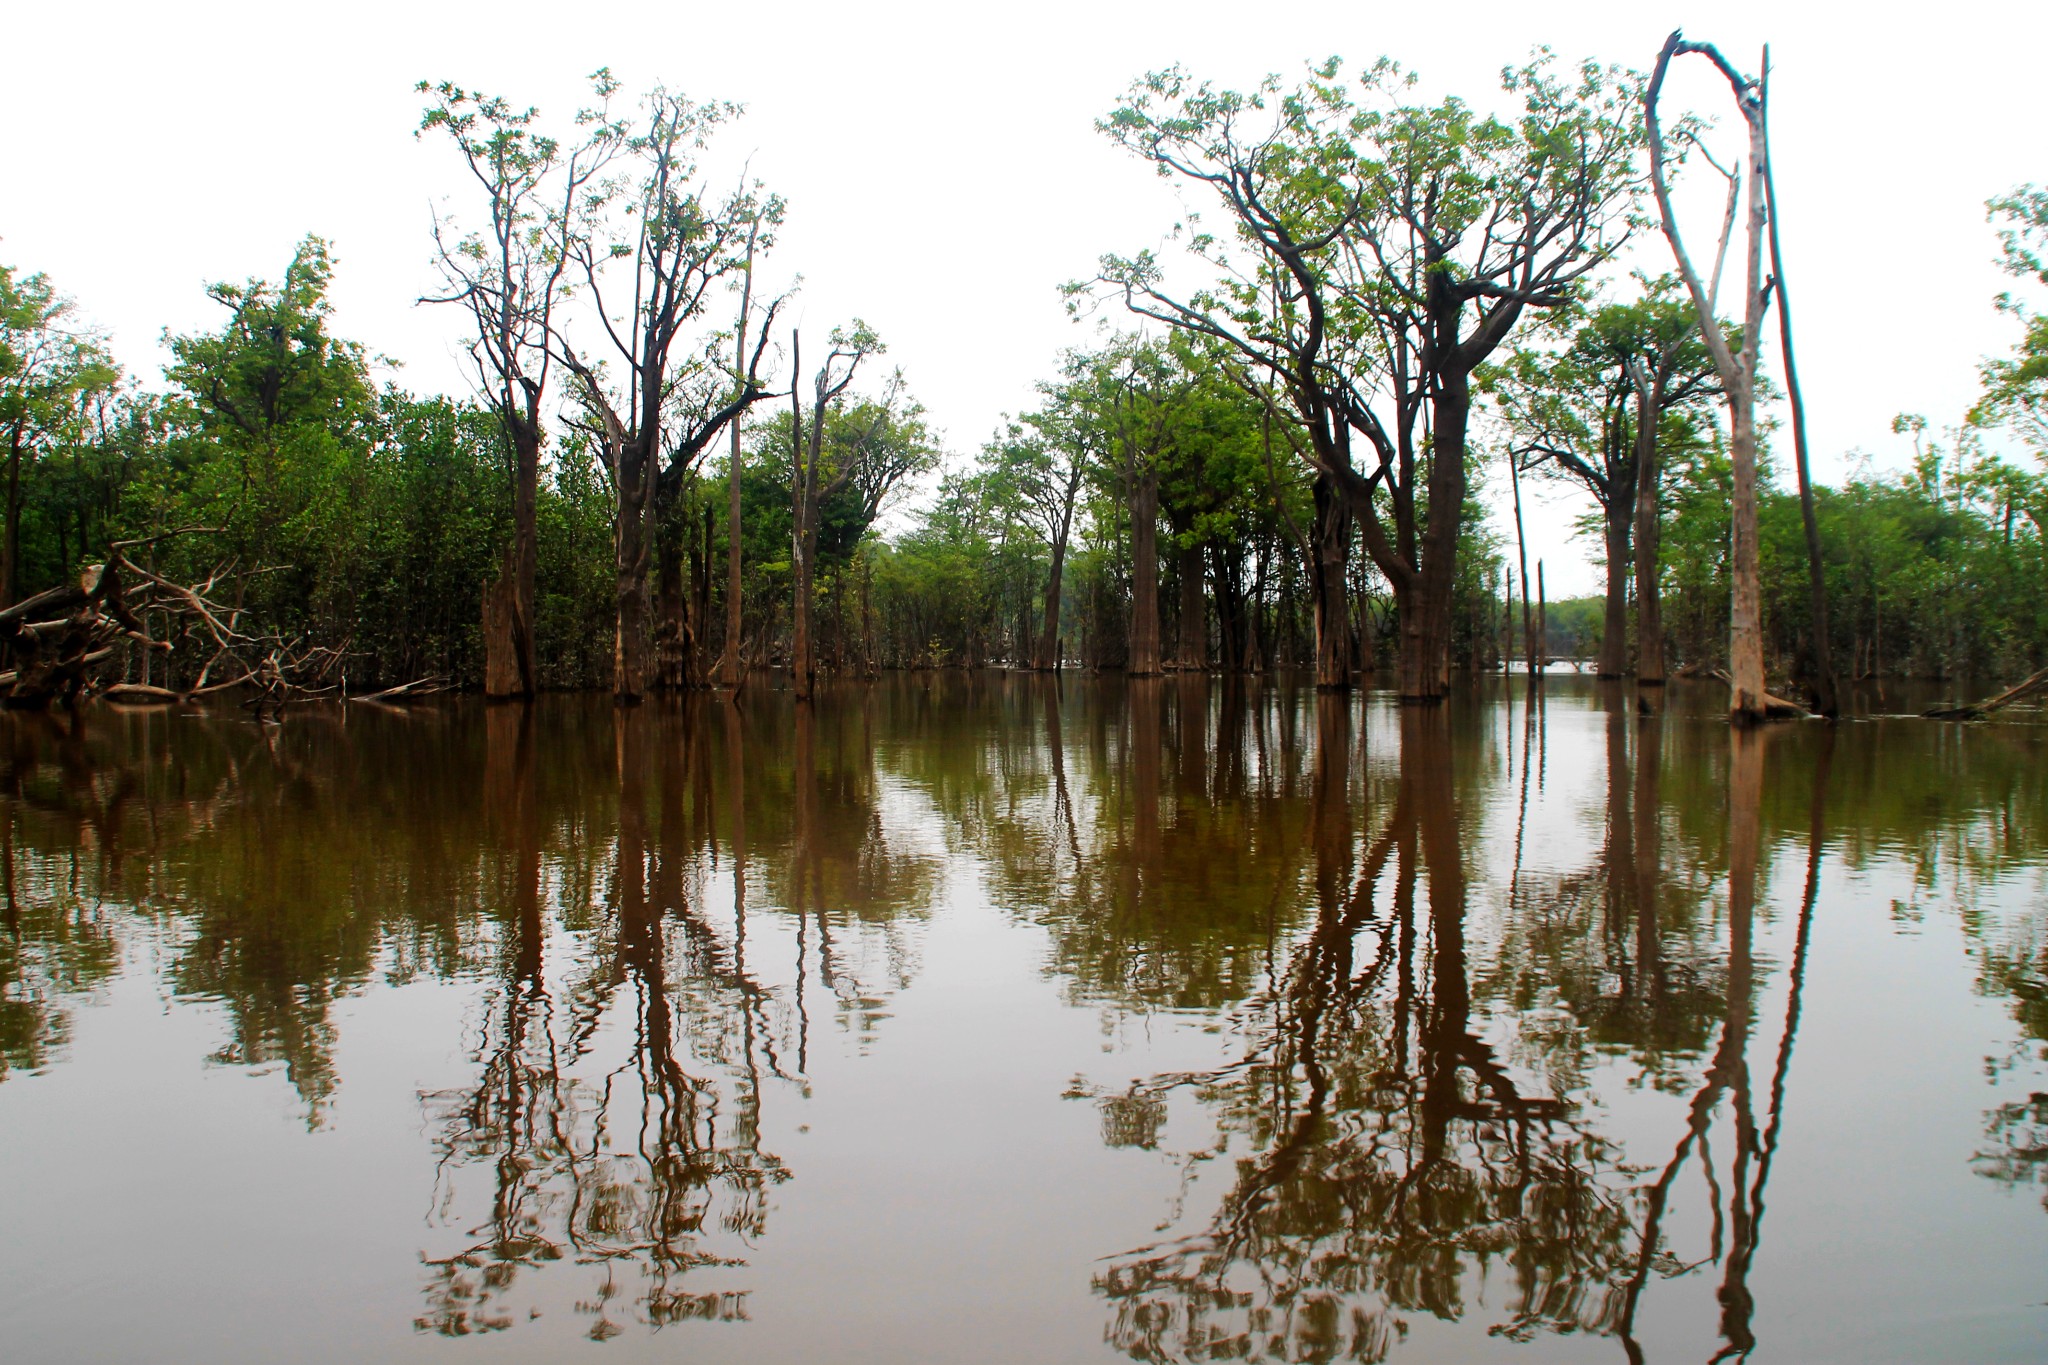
(1, 675, 2043, 1363)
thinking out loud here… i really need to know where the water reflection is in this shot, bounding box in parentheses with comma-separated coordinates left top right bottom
(0, 680, 2042, 1360)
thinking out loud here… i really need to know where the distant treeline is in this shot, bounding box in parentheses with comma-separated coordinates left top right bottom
(2, 59, 2042, 699)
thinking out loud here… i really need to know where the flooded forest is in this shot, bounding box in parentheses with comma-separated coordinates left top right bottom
(3, 23, 2047, 1365)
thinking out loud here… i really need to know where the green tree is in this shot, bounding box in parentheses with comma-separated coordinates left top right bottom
(0, 264, 120, 606)
(1087, 52, 1644, 699)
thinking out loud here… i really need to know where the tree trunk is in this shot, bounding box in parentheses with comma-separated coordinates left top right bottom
(1310, 473, 1351, 690)
(481, 559, 521, 696)
(1127, 468, 1161, 677)
(689, 503, 713, 687)
(1632, 378, 1666, 686)
(1396, 571, 1457, 701)
(652, 511, 687, 691)
(1034, 531, 1068, 671)
(614, 441, 653, 702)
(1599, 500, 1631, 678)
(790, 340, 815, 702)
(1760, 66, 1838, 718)
(1173, 539, 1205, 672)
(1728, 381, 1766, 721)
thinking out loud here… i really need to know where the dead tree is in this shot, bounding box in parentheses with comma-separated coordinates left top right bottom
(1760, 52, 1840, 717)
(1648, 31, 1774, 723)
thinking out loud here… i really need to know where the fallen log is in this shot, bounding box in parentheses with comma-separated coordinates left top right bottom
(99, 683, 185, 704)
(1924, 665, 2048, 720)
(350, 676, 452, 703)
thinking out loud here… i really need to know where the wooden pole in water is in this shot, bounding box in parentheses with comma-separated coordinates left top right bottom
(1537, 561, 1548, 674)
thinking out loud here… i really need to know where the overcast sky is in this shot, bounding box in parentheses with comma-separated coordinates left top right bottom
(3, 0, 2039, 594)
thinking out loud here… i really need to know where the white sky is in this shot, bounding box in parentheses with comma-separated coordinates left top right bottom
(3, 0, 2040, 595)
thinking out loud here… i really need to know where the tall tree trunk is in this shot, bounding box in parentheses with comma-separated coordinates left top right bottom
(1127, 468, 1162, 677)
(1310, 473, 1351, 690)
(1174, 539, 1205, 672)
(614, 440, 653, 702)
(1034, 529, 1069, 671)
(1728, 374, 1765, 719)
(721, 231, 758, 694)
(790, 335, 815, 702)
(1632, 376, 1667, 686)
(653, 503, 687, 691)
(1599, 500, 1631, 678)
(1761, 60, 1838, 718)
(1398, 373, 1468, 702)
(483, 423, 540, 697)
(689, 503, 713, 687)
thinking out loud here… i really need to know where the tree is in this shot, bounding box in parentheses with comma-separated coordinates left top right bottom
(0, 265, 119, 607)
(551, 73, 782, 701)
(418, 82, 597, 697)
(1489, 285, 1720, 678)
(1088, 53, 1643, 699)
(786, 323, 884, 700)
(1007, 358, 1103, 671)
(1647, 31, 1774, 722)
(1969, 183, 2048, 540)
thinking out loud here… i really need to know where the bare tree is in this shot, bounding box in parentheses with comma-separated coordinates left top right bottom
(1647, 32, 1774, 722)
(786, 324, 884, 701)
(418, 83, 600, 698)
(550, 75, 782, 701)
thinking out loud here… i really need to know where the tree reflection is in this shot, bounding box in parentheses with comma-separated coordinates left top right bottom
(417, 703, 796, 1338)
(1092, 710, 1640, 1363)
(1083, 701, 1864, 1362)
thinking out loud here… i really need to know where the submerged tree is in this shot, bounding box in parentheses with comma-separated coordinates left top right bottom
(1489, 284, 1721, 678)
(418, 82, 598, 697)
(1647, 32, 1775, 722)
(551, 73, 782, 701)
(1087, 53, 1643, 700)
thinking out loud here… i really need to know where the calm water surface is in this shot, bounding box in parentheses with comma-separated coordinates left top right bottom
(1, 676, 2044, 1363)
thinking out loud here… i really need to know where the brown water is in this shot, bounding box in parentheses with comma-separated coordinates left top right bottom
(1, 676, 2044, 1363)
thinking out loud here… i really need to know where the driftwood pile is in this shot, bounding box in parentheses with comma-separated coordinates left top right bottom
(0, 549, 445, 712)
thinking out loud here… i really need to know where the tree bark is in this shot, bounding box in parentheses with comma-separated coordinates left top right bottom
(613, 436, 654, 702)
(1632, 372, 1667, 686)
(1127, 467, 1162, 677)
(790, 338, 814, 701)
(1647, 32, 1769, 723)
(1310, 473, 1351, 690)
(1034, 529, 1069, 672)
(1173, 539, 1205, 672)
(1599, 501, 1632, 678)
(483, 423, 540, 698)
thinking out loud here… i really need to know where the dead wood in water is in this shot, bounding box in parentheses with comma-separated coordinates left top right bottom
(0, 542, 445, 711)
(1924, 665, 2048, 720)
(1703, 666, 1810, 720)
